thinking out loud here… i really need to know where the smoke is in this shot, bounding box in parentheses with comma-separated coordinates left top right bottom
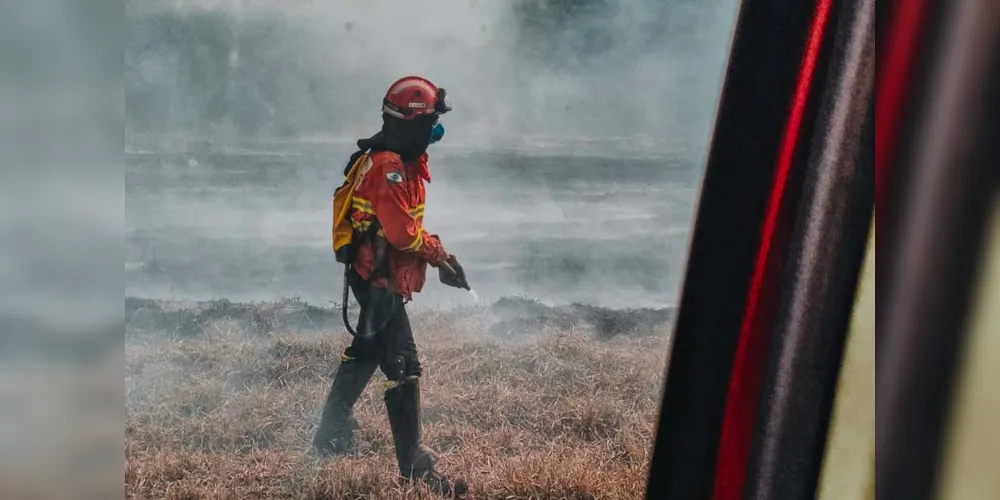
(126, 0, 738, 151)
(121, 6, 738, 494)
(124, 0, 741, 309)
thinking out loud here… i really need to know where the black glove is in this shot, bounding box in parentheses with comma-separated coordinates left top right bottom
(438, 255, 470, 290)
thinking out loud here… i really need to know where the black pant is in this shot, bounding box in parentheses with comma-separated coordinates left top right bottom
(343, 268, 422, 381)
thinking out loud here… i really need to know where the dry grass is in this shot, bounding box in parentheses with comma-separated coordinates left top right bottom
(126, 300, 671, 499)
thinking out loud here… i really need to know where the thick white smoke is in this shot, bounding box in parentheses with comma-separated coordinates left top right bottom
(127, 0, 739, 153)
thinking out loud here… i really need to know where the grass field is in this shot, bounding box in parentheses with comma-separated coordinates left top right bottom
(125, 298, 672, 499)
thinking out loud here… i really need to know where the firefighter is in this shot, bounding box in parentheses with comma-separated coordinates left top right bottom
(314, 76, 470, 496)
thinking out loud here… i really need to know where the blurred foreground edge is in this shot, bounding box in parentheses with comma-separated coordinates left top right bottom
(875, 0, 1000, 499)
(645, 0, 999, 499)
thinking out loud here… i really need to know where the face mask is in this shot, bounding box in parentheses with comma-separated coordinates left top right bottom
(429, 122, 445, 145)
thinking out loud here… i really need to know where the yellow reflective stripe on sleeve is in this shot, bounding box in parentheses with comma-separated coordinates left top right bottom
(405, 227, 424, 252)
(339, 353, 354, 362)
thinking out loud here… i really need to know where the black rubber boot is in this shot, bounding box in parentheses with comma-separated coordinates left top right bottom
(313, 358, 378, 457)
(385, 377, 469, 497)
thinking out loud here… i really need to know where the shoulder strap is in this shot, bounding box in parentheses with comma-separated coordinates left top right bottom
(343, 149, 367, 176)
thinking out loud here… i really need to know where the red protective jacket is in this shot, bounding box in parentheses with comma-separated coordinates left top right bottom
(348, 150, 448, 299)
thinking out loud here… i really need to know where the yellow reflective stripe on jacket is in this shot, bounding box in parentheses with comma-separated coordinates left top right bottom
(352, 198, 374, 215)
(350, 219, 373, 232)
(354, 198, 420, 220)
(349, 195, 424, 251)
(405, 227, 425, 252)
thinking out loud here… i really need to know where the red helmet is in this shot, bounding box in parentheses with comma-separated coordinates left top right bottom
(381, 76, 452, 121)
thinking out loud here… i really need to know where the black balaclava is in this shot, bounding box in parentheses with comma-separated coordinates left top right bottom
(357, 114, 437, 162)
(346, 115, 437, 176)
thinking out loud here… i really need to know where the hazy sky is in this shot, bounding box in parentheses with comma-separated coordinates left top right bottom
(126, 0, 740, 151)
